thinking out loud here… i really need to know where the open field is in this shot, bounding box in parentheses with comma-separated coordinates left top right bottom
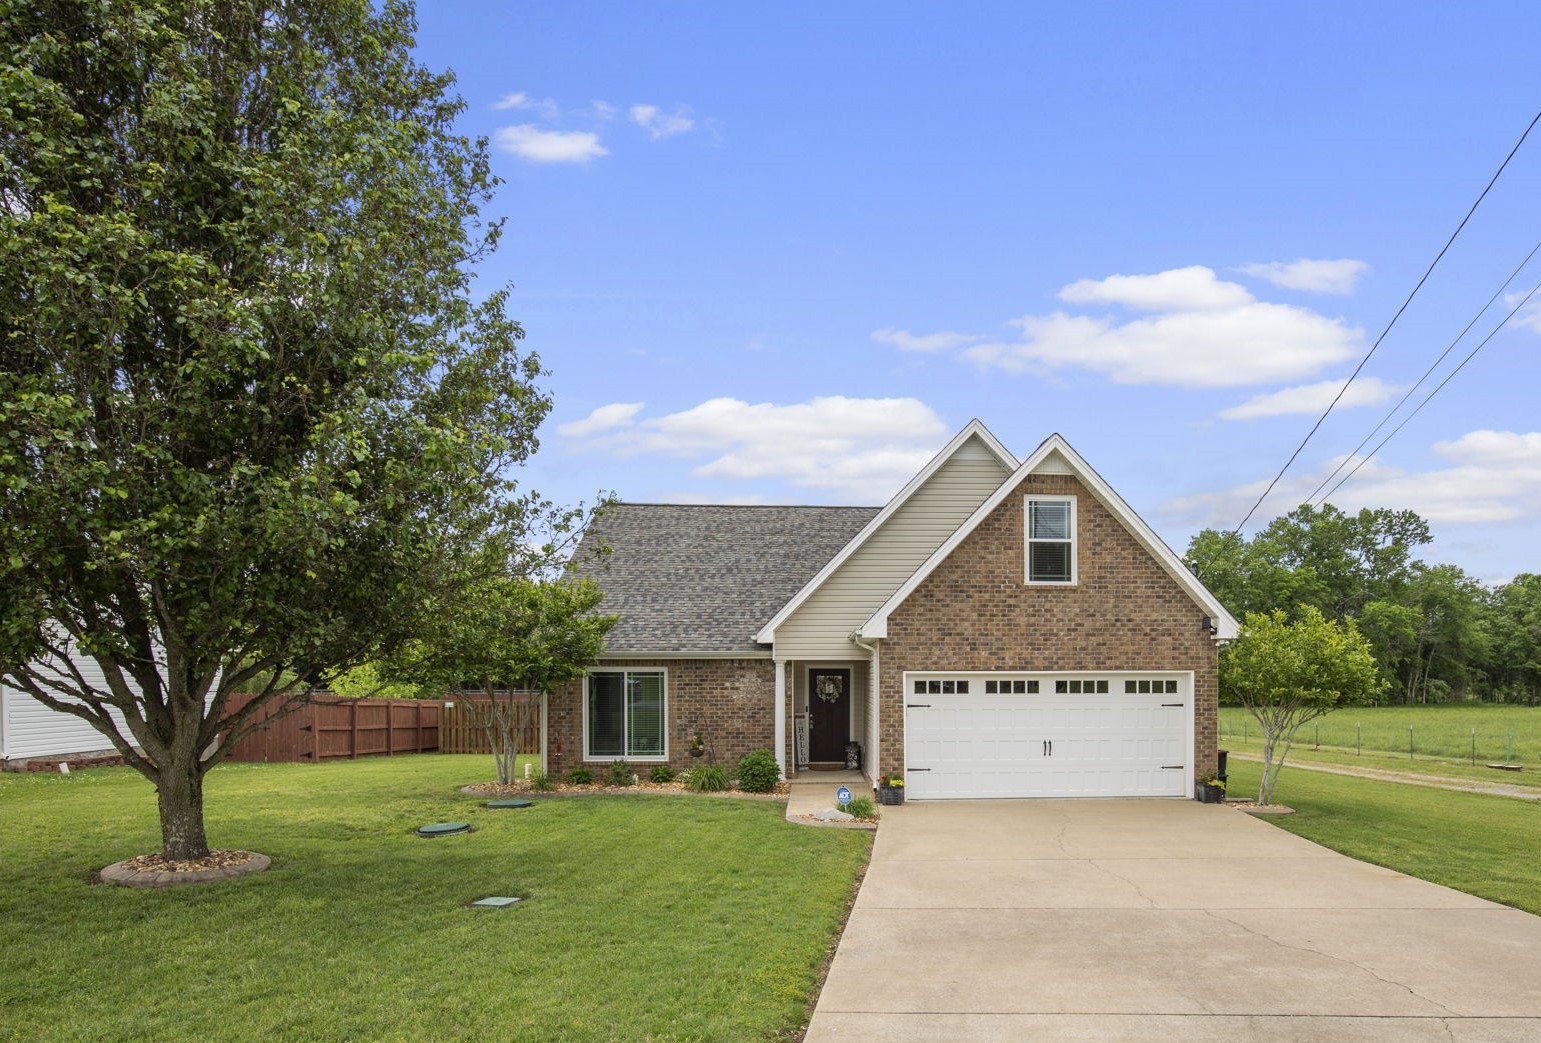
(1219, 704, 1541, 789)
(0, 756, 870, 1043)
(1228, 758, 1541, 916)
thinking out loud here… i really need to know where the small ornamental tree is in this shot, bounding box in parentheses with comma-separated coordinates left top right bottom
(386, 576, 615, 784)
(1220, 606, 1383, 805)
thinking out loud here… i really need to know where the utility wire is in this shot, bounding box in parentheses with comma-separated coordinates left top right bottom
(1315, 278, 1541, 506)
(1304, 237, 1541, 506)
(1230, 107, 1541, 535)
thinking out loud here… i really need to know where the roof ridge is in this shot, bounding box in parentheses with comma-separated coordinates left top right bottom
(607, 502, 881, 510)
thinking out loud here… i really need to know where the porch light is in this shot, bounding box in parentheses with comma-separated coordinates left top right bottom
(1200, 616, 1216, 634)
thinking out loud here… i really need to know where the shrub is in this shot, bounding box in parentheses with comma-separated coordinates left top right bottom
(683, 764, 730, 792)
(840, 795, 877, 820)
(648, 764, 677, 783)
(530, 771, 557, 792)
(566, 767, 595, 786)
(605, 760, 635, 787)
(735, 749, 780, 793)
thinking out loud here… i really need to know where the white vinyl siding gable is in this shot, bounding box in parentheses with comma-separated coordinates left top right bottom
(1, 672, 132, 762)
(775, 436, 1012, 660)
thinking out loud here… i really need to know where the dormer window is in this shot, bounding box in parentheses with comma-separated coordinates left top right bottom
(1025, 496, 1076, 584)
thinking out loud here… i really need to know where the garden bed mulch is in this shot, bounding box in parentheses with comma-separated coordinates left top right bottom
(462, 779, 790, 801)
(1226, 800, 1296, 815)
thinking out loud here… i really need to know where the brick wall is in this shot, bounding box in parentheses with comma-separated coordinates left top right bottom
(546, 657, 775, 776)
(878, 473, 1220, 778)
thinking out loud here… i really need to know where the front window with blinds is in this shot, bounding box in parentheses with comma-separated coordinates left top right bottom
(586, 670, 667, 760)
(1026, 496, 1076, 584)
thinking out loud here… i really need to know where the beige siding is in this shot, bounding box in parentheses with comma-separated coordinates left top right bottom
(774, 435, 1011, 660)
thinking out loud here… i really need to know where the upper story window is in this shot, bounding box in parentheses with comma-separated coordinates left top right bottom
(1025, 495, 1076, 584)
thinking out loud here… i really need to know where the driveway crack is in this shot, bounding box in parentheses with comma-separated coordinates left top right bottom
(1086, 858, 1156, 907)
(1206, 910, 1459, 1017)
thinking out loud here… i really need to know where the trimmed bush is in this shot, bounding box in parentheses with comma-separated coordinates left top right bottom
(683, 764, 730, 792)
(735, 749, 780, 793)
(648, 764, 677, 783)
(566, 767, 595, 786)
(605, 760, 635, 787)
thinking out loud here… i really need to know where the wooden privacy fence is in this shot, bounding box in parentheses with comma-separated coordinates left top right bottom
(223, 694, 444, 763)
(439, 693, 542, 756)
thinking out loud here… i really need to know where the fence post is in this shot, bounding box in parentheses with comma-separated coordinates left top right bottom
(1356, 723, 1361, 757)
(1408, 726, 1414, 760)
(1471, 728, 1476, 766)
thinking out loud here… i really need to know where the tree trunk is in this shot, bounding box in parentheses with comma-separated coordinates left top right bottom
(155, 761, 210, 861)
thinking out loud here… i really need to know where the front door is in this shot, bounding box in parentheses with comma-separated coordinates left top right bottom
(808, 669, 851, 763)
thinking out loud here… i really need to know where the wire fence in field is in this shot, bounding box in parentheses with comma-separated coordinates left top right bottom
(1218, 708, 1541, 766)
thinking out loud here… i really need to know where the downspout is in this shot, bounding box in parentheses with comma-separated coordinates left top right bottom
(851, 634, 880, 790)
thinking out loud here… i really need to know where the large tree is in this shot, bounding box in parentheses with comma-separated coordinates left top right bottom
(0, 1, 564, 860)
(1220, 606, 1383, 805)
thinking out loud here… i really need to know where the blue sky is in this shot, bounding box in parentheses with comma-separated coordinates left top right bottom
(410, 2, 1541, 583)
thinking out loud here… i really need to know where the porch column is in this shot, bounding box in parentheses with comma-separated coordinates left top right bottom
(773, 658, 787, 778)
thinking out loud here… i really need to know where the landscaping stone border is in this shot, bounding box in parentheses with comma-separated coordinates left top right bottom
(100, 852, 271, 888)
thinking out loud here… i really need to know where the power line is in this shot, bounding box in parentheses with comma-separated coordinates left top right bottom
(1303, 237, 1541, 506)
(1230, 107, 1541, 535)
(1314, 278, 1541, 506)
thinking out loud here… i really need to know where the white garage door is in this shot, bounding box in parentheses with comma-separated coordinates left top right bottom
(903, 672, 1191, 800)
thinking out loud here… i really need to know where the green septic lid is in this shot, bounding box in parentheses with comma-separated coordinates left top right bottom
(417, 821, 472, 837)
(484, 799, 533, 809)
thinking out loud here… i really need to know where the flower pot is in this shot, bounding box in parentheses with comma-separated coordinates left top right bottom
(879, 785, 904, 806)
(688, 746, 704, 758)
(1195, 782, 1224, 804)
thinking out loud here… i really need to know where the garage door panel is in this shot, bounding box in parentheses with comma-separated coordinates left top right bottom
(904, 673, 1190, 800)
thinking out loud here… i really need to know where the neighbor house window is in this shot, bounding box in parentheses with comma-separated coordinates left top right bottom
(585, 669, 667, 760)
(1026, 496, 1076, 584)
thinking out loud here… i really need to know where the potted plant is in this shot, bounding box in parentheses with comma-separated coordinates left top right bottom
(1196, 772, 1226, 804)
(878, 773, 905, 805)
(688, 733, 706, 758)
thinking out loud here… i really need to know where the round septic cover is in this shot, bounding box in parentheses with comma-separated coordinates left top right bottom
(484, 799, 533, 809)
(417, 821, 471, 837)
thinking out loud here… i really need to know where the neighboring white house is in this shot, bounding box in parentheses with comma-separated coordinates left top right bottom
(1, 660, 132, 769)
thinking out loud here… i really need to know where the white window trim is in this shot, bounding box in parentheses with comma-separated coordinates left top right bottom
(1024, 494, 1077, 585)
(582, 666, 669, 762)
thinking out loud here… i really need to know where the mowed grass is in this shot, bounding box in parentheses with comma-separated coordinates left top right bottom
(1228, 757, 1541, 915)
(0, 756, 871, 1043)
(1219, 703, 1541, 789)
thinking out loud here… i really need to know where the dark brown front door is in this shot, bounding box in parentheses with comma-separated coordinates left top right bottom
(808, 669, 851, 763)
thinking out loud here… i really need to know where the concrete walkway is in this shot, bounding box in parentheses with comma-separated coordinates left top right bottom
(805, 799, 1541, 1042)
(785, 769, 876, 830)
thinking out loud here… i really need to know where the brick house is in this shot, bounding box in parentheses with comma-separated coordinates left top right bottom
(545, 422, 1238, 799)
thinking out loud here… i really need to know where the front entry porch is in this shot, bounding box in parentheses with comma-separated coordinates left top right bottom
(785, 660, 871, 780)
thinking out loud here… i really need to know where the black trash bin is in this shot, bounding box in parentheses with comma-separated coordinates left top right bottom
(1217, 748, 1229, 786)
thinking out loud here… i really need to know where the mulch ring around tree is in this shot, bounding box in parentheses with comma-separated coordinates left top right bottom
(460, 779, 790, 801)
(98, 849, 272, 888)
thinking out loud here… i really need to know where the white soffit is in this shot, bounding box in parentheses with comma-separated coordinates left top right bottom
(860, 433, 1240, 640)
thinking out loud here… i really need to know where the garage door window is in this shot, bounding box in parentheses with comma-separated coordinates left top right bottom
(1026, 496, 1076, 584)
(984, 679, 1039, 693)
(1127, 679, 1178, 694)
(914, 679, 970, 694)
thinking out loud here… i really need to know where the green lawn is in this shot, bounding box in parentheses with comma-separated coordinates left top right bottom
(0, 756, 871, 1043)
(1228, 757, 1541, 916)
(1219, 703, 1541, 789)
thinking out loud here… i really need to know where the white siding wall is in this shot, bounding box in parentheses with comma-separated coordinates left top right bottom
(1, 659, 134, 762)
(775, 435, 1011, 660)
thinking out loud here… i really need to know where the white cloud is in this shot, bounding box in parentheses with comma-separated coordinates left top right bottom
(1218, 377, 1406, 421)
(564, 396, 951, 502)
(870, 328, 980, 353)
(494, 125, 607, 164)
(1504, 289, 1541, 333)
(557, 402, 645, 438)
(491, 92, 560, 119)
(880, 266, 1363, 388)
(1160, 429, 1541, 529)
(1237, 258, 1368, 295)
(591, 100, 617, 120)
(629, 104, 695, 140)
(1059, 266, 1253, 312)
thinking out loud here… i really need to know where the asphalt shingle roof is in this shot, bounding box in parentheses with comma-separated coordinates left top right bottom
(571, 503, 880, 654)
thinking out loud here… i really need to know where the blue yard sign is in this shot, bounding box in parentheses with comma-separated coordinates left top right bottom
(836, 786, 852, 805)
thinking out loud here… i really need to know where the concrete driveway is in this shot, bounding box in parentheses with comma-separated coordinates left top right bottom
(805, 799, 1541, 1042)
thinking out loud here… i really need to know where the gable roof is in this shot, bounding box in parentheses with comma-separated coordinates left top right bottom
(572, 504, 879, 655)
(859, 433, 1241, 640)
(752, 420, 1018, 644)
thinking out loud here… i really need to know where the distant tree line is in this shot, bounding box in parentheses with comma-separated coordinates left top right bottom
(1186, 505, 1541, 705)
